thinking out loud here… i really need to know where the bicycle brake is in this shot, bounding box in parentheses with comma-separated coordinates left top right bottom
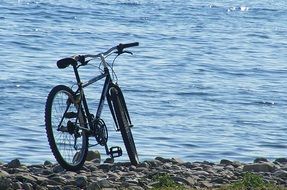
(115, 50, 133, 55)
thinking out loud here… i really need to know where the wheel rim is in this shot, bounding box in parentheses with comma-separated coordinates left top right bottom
(50, 90, 86, 166)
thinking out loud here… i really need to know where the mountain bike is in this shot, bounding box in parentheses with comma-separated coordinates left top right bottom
(45, 42, 139, 171)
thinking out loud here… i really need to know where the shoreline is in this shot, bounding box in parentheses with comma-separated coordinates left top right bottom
(1, 156, 287, 189)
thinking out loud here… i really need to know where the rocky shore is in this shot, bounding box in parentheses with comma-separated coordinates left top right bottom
(1, 153, 287, 189)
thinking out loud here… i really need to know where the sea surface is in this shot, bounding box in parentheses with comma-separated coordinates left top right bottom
(0, 0, 287, 164)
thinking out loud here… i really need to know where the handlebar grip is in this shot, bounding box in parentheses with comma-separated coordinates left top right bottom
(121, 42, 139, 49)
(117, 42, 139, 53)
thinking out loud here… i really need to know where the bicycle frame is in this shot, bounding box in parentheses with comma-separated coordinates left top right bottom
(72, 64, 111, 131)
(71, 54, 131, 134)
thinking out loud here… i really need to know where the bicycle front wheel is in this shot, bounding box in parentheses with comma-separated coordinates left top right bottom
(45, 85, 88, 171)
(111, 88, 139, 165)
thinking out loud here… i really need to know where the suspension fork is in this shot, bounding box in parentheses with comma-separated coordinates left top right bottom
(106, 83, 132, 130)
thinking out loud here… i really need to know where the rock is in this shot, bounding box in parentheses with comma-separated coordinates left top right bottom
(47, 185, 63, 190)
(274, 158, 287, 164)
(86, 150, 101, 162)
(44, 160, 53, 166)
(104, 157, 114, 164)
(211, 176, 228, 184)
(7, 159, 21, 168)
(200, 181, 213, 188)
(12, 182, 23, 189)
(182, 162, 195, 169)
(50, 175, 67, 184)
(53, 165, 65, 173)
(243, 162, 276, 172)
(75, 176, 88, 187)
(172, 176, 195, 186)
(22, 183, 34, 190)
(220, 159, 233, 165)
(2, 157, 287, 190)
(155, 157, 168, 163)
(137, 161, 149, 168)
(254, 157, 269, 163)
(98, 179, 113, 188)
(171, 157, 184, 164)
(87, 182, 101, 190)
(146, 160, 162, 167)
(0, 177, 12, 189)
(99, 163, 112, 171)
(15, 174, 37, 183)
(274, 170, 287, 179)
(0, 170, 10, 177)
(193, 171, 209, 176)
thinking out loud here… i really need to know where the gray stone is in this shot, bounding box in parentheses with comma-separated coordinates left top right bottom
(243, 162, 276, 172)
(87, 182, 101, 190)
(172, 176, 195, 186)
(220, 159, 233, 165)
(135, 167, 149, 173)
(274, 170, 287, 179)
(7, 159, 21, 168)
(146, 160, 162, 167)
(76, 175, 88, 187)
(99, 164, 112, 171)
(44, 160, 53, 166)
(211, 177, 228, 184)
(63, 185, 78, 190)
(254, 157, 269, 163)
(155, 157, 168, 163)
(15, 174, 37, 183)
(0, 170, 10, 177)
(200, 181, 213, 188)
(50, 176, 67, 184)
(137, 161, 149, 168)
(193, 171, 209, 176)
(12, 182, 23, 189)
(182, 162, 195, 169)
(53, 165, 65, 173)
(224, 164, 235, 171)
(127, 186, 145, 190)
(104, 158, 114, 164)
(23, 183, 33, 190)
(98, 179, 113, 188)
(47, 185, 63, 190)
(171, 157, 184, 164)
(0, 177, 12, 189)
(86, 150, 101, 162)
(275, 158, 287, 164)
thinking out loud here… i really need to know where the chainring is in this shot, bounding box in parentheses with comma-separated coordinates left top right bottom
(93, 118, 108, 146)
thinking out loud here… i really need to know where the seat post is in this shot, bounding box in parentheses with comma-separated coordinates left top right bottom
(73, 65, 82, 85)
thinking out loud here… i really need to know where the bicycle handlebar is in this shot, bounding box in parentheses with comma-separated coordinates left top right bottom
(83, 42, 139, 59)
(57, 42, 139, 69)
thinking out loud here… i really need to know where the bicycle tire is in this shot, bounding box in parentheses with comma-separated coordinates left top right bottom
(110, 88, 139, 165)
(45, 85, 88, 171)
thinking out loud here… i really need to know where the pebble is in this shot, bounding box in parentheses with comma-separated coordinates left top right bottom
(0, 157, 286, 189)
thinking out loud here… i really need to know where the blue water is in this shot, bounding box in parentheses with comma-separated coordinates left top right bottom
(0, 0, 287, 164)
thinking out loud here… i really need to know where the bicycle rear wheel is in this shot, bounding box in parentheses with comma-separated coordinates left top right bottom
(45, 85, 88, 171)
(110, 88, 139, 165)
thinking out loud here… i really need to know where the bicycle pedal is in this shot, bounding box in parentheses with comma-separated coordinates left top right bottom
(109, 146, 122, 158)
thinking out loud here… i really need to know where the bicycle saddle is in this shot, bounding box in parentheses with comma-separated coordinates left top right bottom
(57, 58, 77, 69)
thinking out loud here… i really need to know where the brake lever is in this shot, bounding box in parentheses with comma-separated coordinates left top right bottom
(115, 50, 133, 55)
(82, 59, 91, 66)
(124, 50, 133, 55)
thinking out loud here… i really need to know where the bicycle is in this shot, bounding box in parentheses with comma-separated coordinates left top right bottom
(45, 42, 139, 171)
